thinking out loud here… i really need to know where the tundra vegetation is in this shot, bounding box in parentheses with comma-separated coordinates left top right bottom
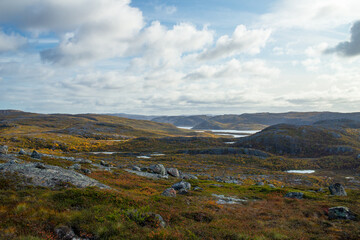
(0, 110, 359, 240)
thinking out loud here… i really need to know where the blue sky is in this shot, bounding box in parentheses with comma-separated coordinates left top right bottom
(0, 0, 360, 114)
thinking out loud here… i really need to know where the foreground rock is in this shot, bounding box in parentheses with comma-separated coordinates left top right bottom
(329, 183, 347, 196)
(0, 145, 8, 155)
(162, 188, 176, 197)
(167, 168, 180, 177)
(285, 192, 304, 199)
(0, 161, 110, 189)
(150, 164, 166, 176)
(172, 181, 191, 191)
(328, 206, 356, 220)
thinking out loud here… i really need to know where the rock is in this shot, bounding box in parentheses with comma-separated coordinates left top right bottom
(54, 226, 76, 240)
(161, 188, 176, 197)
(193, 186, 203, 191)
(180, 173, 198, 180)
(328, 206, 356, 220)
(256, 182, 265, 186)
(0, 161, 110, 189)
(70, 164, 81, 170)
(127, 210, 166, 228)
(167, 168, 180, 177)
(124, 169, 168, 179)
(81, 168, 92, 174)
(0, 145, 8, 155)
(212, 194, 247, 204)
(100, 160, 111, 167)
(178, 188, 189, 195)
(150, 164, 166, 176)
(31, 150, 41, 159)
(285, 192, 304, 199)
(18, 149, 26, 155)
(132, 165, 141, 171)
(329, 183, 347, 196)
(172, 181, 191, 191)
(268, 184, 276, 188)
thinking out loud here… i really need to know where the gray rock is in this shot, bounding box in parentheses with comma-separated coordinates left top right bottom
(31, 150, 41, 159)
(268, 184, 276, 188)
(180, 173, 198, 180)
(167, 168, 180, 177)
(329, 183, 347, 196)
(194, 186, 203, 191)
(328, 206, 356, 220)
(70, 164, 81, 170)
(0, 161, 110, 189)
(132, 165, 141, 171)
(162, 188, 176, 197)
(100, 160, 111, 167)
(212, 194, 247, 204)
(172, 181, 191, 191)
(178, 188, 189, 195)
(150, 164, 166, 176)
(0, 145, 8, 155)
(285, 192, 304, 199)
(124, 169, 168, 179)
(256, 182, 265, 186)
(18, 149, 26, 155)
(54, 226, 76, 240)
(81, 168, 92, 174)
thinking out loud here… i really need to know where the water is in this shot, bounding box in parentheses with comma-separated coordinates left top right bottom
(91, 152, 119, 155)
(137, 156, 151, 159)
(177, 126, 260, 138)
(286, 170, 315, 174)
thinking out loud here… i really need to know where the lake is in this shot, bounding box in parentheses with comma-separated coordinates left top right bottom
(286, 170, 315, 174)
(177, 126, 260, 138)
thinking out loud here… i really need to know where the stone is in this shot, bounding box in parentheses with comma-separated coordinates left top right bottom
(178, 188, 189, 195)
(268, 184, 276, 188)
(100, 160, 111, 167)
(193, 186, 203, 191)
(161, 188, 176, 197)
(180, 173, 198, 180)
(328, 206, 356, 220)
(54, 226, 76, 240)
(172, 181, 191, 191)
(18, 149, 26, 155)
(0, 161, 110, 189)
(150, 164, 166, 176)
(0, 145, 8, 155)
(70, 164, 81, 170)
(167, 168, 180, 177)
(31, 150, 41, 159)
(329, 183, 347, 196)
(132, 165, 141, 171)
(81, 168, 92, 174)
(285, 192, 304, 199)
(256, 182, 265, 186)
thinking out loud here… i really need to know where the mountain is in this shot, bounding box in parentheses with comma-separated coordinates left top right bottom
(235, 119, 360, 157)
(151, 115, 210, 127)
(106, 113, 160, 121)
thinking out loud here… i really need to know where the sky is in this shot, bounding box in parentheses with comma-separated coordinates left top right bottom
(1, 0, 360, 115)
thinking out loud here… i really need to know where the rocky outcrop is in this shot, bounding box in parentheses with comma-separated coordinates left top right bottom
(328, 206, 356, 220)
(0, 145, 8, 155)
(284, 192, 304, 199)
(329, 183, 347, 196)
(0, 161, 110, 189)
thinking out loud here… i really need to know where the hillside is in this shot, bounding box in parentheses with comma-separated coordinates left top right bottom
(235, 119, 360, 157)
(151, 115, 210, 127)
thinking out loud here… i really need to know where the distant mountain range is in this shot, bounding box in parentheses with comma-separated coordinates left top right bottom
(107, 112, 360, 130)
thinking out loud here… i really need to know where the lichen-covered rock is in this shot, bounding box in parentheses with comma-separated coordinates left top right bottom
(0, 161, 110, 189)
(328, 206, 356, 220)
(172, 181, 191, 191)
(0, 145, 8, 155)
(70, 163, 81, 170)
(31, 150, 41, 159)
(150, 164, 166, 176)
(54, 226, 76, 240)
(162, 188, 176, 197)
(329, 183, 347, 196)
(284, 192, 304, 199)
(167, 167, 180, 177)
(18, 149, 26, 155)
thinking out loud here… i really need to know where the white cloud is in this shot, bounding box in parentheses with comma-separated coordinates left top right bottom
(0, 31, 26, 53)
(260, 0, 360, 29)
(199, 25, 271, 60)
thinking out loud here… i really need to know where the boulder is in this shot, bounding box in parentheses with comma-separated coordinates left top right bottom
(268, 184, 276, 188)
(31, 150, 41, 159)
(18, 149, 26, 155)
(132, 165, 141, 171)
(329, 183, 347, 196)
(193, 186, 203, 191)
(178, 188, 189, 195)
(161, 188, 176, 197)
(328, 206, 356, 220)
(172, 181, 191, 191)
(100, 160, 111, 167)
(285, 192, 304, 199)
(0, 145, 8, 155)
(180, 173, 198, 180)
(54, 226, 76, 240)
(150, 164, 166, 176)
(70, 164, 81, 170)
(167, 168, 180, 177)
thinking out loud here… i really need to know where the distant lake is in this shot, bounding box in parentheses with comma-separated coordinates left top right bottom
(177, 126, 259, 138)
(286, 170, 315, 174)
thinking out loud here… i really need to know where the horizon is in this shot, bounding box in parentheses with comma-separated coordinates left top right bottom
(1, 1, 360, 114)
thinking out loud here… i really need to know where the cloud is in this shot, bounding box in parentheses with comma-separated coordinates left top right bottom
(198, 25, 271, 61)
(0, 30, 26, 53)
(155, 5, 177, 15)
(325, 21, 360, 57)
(260, 0, 360, 29)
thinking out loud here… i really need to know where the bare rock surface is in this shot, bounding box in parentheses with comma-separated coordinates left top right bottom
(0, 161, 110, 189)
